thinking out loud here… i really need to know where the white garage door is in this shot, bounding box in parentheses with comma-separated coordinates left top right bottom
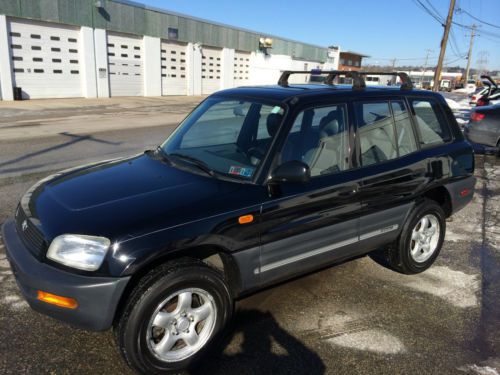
(201, 47, 222, 95)
(161, 41, 187, 96)
(233, 51, 250, 86)
(107, 33, 143, 97)
(8, 19, 83, 99)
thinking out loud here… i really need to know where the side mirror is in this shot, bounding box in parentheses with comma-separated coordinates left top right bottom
(269, 160, 310, 184)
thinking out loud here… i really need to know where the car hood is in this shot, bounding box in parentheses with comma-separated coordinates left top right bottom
(27, 153, 224, 240)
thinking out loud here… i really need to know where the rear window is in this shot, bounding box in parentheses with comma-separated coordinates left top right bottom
(409, 99, 451, 146)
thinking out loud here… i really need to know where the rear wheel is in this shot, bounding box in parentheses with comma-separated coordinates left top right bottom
(386, 199, 446, 274)
(115, 259, 233, 374)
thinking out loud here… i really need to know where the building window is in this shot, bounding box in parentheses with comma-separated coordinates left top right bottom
(340, 58, 345, 65)
(168, 27, 179, 40)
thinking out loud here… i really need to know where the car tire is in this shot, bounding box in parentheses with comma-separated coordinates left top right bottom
(385, 199, 446, 274)
(115, 258, 233, 374)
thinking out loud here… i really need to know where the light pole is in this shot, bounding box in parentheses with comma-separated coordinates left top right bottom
(420, 49, 433, 88)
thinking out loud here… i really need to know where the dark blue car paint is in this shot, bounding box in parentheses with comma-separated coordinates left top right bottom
(2, 85, 475, 331)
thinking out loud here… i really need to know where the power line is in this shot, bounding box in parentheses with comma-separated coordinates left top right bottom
(456, 7, 500, 29)
(424, 0, 444, 21)
(412, 0, 444, 24)
(412, 0, 500, 39)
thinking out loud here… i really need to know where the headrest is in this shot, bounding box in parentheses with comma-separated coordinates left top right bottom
(267, 113, 283, 137)
(320, 110, 340, 128)
(320, 120, 339, 138)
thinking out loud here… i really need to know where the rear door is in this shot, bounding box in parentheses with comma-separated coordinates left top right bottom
(258, 101, 362, 286)
(354, 98, 427, 250)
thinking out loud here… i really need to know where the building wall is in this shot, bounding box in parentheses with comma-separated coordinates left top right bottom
(339, 52, 363, 71)
(0, 0, 327, 62)
(0, 1, 331, 100)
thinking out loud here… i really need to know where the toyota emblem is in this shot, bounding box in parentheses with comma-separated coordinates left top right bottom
(21, 220, 28, 232)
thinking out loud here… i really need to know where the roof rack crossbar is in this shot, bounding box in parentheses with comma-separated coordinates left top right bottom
(278, 70, 414, 91)
(356, 71, 414, 90)
(278, 70, 366, 90)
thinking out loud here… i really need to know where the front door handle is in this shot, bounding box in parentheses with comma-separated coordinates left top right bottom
(337, 184, 359, 197)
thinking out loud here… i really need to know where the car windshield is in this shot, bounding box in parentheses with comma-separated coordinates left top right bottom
(161, 98, 285, 180)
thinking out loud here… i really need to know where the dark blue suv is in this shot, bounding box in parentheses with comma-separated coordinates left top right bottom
(2, 71, 475, 374)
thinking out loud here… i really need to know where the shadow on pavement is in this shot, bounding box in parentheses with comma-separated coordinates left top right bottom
(0, 132, 122, 174)
(196, 309, 325, 375)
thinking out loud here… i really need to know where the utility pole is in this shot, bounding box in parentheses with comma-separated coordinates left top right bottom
(464, 24, 476, 83)
(420, 49, 433, 88)
(433, 0, 456, 91)
(390, 58, 397, 84)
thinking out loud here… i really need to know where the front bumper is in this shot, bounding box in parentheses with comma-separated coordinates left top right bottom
(1, 219, 130, 331)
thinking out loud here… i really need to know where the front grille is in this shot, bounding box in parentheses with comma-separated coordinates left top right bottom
(15, 205, 47, 259)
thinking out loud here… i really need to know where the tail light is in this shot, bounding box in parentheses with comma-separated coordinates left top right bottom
(472, 95, 476, 100)
(470, 112, 486, 122)
(476, 98, 488, 106)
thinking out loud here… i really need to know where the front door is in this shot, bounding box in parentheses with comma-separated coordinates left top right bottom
(257, 102, 362, 286)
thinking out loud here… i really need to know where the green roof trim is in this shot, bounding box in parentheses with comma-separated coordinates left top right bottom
(0, 0, 328, 62)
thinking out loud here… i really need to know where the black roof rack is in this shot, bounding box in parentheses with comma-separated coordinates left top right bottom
(277, 70, 414, 90)
(278, 70, 366, 90)
(357, 71, 413, 90)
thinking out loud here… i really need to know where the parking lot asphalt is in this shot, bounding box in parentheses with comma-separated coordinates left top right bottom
(0, 102, 499, 375)
(0, 96, 203, 141)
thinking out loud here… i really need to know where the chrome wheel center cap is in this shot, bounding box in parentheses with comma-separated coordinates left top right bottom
(177, 317, 190, 332)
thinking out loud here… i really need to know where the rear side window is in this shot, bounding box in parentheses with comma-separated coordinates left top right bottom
(410, 99, 451, 145)
(355, 101, 398, 166)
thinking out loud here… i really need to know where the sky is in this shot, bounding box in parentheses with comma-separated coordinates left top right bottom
(135, 0, 500, 70)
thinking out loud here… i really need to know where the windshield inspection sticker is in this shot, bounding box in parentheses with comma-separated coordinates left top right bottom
(229, 166, 254, 177)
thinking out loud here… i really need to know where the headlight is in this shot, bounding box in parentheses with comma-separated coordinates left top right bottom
(47, 234, 111, 271)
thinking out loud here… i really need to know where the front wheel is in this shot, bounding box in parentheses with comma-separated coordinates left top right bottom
(386, 199, 446, 274)
(115, 259, 233, 374)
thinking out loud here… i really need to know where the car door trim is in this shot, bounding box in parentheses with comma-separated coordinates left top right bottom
(257, 224, 399, 274)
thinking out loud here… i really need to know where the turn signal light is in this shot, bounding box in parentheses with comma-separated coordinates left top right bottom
(37, 291, 78, 309)
(470, 112, 485, 122)
(238, 214, 254, 224)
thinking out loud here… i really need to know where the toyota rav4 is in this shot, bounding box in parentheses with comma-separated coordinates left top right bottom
(2, 71, 475, 374)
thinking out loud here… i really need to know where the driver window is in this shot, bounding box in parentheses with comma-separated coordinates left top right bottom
(281, 104, 350, 177)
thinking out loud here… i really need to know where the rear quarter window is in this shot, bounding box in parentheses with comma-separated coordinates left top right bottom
(410, 98, 451, 146)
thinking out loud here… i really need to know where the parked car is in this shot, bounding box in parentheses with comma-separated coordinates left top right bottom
(2, 71, 476, 374)
(464, 103, 500, 154)
(476, 75, 500, 107)
(469, 86, 488, 106)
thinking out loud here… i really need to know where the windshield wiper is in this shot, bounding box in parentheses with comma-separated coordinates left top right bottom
(153, 146, 173, 165)
(169, 153, 216, 177)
